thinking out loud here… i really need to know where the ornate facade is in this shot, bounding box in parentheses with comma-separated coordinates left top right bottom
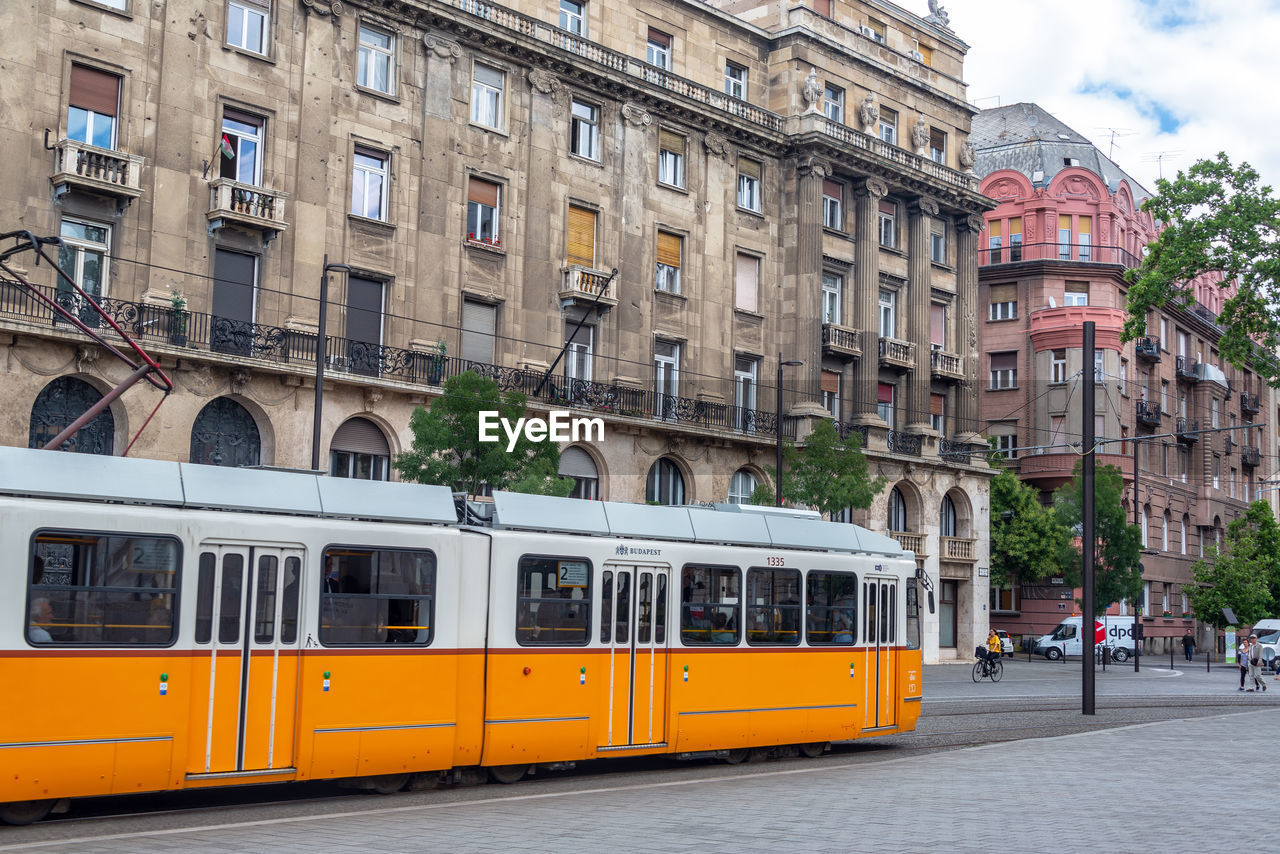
(2, 0, 992, 661)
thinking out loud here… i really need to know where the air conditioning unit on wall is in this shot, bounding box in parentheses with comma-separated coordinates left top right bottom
(859, 25, 876, 38)
(908, 50, 923, 61)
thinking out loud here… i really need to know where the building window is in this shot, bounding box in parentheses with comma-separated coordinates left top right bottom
(565, 321, 593, 382)
(329, 417, 390, 480)
(190, 397, 261, 467)
(988, 284, 1016, 320)
(930, 393, 946, 434)
(1058, 214, 1072, 260)
(822, 370, 841, 418)
(990, 352, 1017, 389)
(991, 584, 1018, 613)
(646, 457, 684, 505)
(343, 275, 385, 377)
(1009, 217, 1023, 261)
(567, 204, 596, 267)
(461, 299, 497, 363)
(226, 0, 270, 55)
(559, 446, 598, 499)
(878, 289, 896, 338)
(878, 199, 896, 248)
(220, 108, 263, 186)
(929, 127, 945, 164)
(888, 486, 907, 532)
(1180, 516, 1188, 555)
(570, 98, 600, 160)
(822, 273, 842, 324)
(654, 340, 680, 418)
(728, 469, 758, 505)
(724, 61, 747, 100)
(1211, 396, 1219, 428)
(1119, 359, 1128, 395)
(987, 221, 1001, 263)
(930, 218, 947, 263)
(558, 0, 584, 34)
(822, 180, 842, 230)
(993, 434, 1017, 459)
(1050, 349, 1067, 384)
(656, 231, 682, 294)
(57, 218, 110, 303)
(466, 177, 501, 244)
(735, 253, 759, 313)
(877, 383, 894, 427)
(67, 65, 120, 150)
(658, 129, 685, 188)
(357, 23, 395, 94)
(737, 157, 761, 212)
(646, 28, 671, 70)
(1064, 281, 1089, 307)
(30, 376, 115, 455)
(879, 107, 897, 145)
(351, 147, 389, 221)
(930, 304, 947, 350)
(1078, 216, 1092, 261)
(470, 63, 505, 129)
(867, 17, 886, 43)
(824, 83, 844, 123)
(734, 356, 759, 432)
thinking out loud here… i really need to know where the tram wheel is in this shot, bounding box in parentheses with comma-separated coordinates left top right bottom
(799, 742, 827, 759)
(722, 748, 749, 765)
(487, 764, 530, 784)
(367, 773, 412, 795)
(0, 799, 56, 826)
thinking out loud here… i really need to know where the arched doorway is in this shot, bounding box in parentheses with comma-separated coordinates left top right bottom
(190, 397, 261, 467)
(329, 416, 390, 479)
(29, 376, 115, 454)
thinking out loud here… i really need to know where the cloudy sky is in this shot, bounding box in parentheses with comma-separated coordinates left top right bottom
(934, 0, 1280, 194)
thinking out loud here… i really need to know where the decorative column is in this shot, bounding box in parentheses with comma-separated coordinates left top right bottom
(905, 197, 939, 435)
(794, 156, 829, 380)
(953, 213, 984, 443)
(852, 177, 888, 425)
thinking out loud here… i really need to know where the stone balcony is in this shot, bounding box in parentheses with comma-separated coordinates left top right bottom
(559, 266, 618, 311)
(208, 178, 289, 244)
(930, 348, 963, 382)
(821, 322, 861, 361)
(940, 536, 977, 562)
(51, 138, 144, 209)
(878, 337, 916, 371)
(889, 531, 926, 557)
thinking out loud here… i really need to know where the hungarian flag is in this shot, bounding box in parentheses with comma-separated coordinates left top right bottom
(219, 134, 235, 159)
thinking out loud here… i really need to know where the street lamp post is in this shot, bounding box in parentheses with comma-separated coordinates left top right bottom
(775, 354, 803, 506)
(311, 254, 351, 472)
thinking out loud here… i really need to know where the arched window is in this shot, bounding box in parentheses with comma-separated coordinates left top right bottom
(559, 445, 599, 500)
(728, 469, 758, 505)
(190, 397, 261, 467)
(329, 417, 390, 480)
(29, 376, 114, 455)
(940, 495, 956, 537)
(645, 457, 684, 505)
(888, 486, 907, 532)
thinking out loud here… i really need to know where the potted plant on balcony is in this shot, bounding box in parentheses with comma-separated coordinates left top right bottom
(169, 288, 188, 346)
(426, 339, 446, 385)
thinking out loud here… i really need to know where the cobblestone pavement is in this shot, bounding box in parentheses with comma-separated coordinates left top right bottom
(4, 707, 1273, 853)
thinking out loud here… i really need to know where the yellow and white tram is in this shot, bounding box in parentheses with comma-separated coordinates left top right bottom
(0, 446, 923, 824)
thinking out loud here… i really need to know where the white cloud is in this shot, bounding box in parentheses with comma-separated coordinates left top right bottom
(935, 0, 1280, 192)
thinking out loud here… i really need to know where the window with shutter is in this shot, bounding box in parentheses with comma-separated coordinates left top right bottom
(656, 231, 682, 293)
(735, 253, 758, 313)
(68, 65, 120, 149)
(461, 299, 496, 363)
(467, 178, 501, 243)
(567, 206, 596, 268)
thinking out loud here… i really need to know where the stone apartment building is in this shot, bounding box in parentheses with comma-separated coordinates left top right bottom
(973, 103, 1271, 654)
(1, 0, 993, 661)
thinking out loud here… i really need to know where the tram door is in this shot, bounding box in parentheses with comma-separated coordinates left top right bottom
(600, 564, 669, 748)
(189, 544, 304, 776)
(862, 576, 898, 729)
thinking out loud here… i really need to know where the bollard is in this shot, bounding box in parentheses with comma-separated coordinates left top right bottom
(1170, 645, 1174, 669)
(1206, 650, 1210, 673)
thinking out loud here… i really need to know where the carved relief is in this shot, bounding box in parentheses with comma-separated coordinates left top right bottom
(958, 213, 985, 234)
(988, 178, 1018, 199)
(423, 33, 462, 62)
(1062, 175, 1099, 199)
(855, 176, 888, 200)
(912, 196, 940, 217)
(527, 68, 563, 99)
(858, 94, 878, 134)
(178, 363, 218, 397)
(301, 0, 344, 16)
(620, 102, 651, 127)
(229, 367, 251, 396)
(76, 345, 100, 373)
(363, 386, 383, 411)
(703, 133, 728, 159)
(801, 67, 822, 114)
(798, 156, 830, 179)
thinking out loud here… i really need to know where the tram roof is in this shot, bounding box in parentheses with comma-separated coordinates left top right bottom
(0, 446, 458, 524)
(491, 491, 909, 557)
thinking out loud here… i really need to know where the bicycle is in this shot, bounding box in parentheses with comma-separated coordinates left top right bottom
(972, 653, 1003, 682)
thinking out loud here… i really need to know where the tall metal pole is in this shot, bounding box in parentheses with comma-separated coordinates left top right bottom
(312, 255, 350, 472)
(1133, 431, 1141, 672)
(1081, 321, 1096, 715)
(776, 354, 784, 507)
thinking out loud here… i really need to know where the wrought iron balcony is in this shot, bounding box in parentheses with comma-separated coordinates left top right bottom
(1176, 417, 1199, 443)
(1175, 355, 1199, 381)
(878, 337, 916, 371)
(560, 265, 618, 310)
(208, 178, 289, 243)
(940, 536, 977, 562)
(939, 438, 972, 464)
(1242, 445, 1261, 468)
(832, 420, 871, 448)
(1241, 391, 1261, 414)
(821, 323, 861, 361)
(889, 531, 926, 556)
(50, 138, 144, 207)
(1136, 400, 1162, 426)
(930, 348, 964, 382)
(1134, 337, 1161, 362)
(887, 430, 922, 456)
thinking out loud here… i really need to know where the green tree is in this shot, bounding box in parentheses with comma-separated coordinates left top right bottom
(989, 468, 1071, 589)
(393, 371, 574, 497)
(1052, 462, 1142, 616)
(1188, 500, 1280, 628)
(756, 421, 887, 516)
(1122, 153, 1280, 382)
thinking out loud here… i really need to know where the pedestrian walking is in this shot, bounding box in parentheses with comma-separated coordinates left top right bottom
(1247, 633, 1267, 692)
(1239, 636, 1251, 691)
(1182, 628, 1195, 662)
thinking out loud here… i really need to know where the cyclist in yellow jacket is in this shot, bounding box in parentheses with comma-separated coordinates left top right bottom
(985, 628, 1003, 673)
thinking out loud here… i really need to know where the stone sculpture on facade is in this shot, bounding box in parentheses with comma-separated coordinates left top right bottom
(925, 0, 950, 29)
(802, 67, 822, 114)
(911, 116, 929, 155)
(959, 139, 976, 172)
(859, 93, 878, 133)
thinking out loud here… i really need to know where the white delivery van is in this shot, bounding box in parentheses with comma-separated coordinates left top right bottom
(1033, 616, 1138, 662)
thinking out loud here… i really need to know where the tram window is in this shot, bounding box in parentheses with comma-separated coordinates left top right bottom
(888, 585, 896, 644)
(281, 556, 300, 644)
(195, 553, 216, 644)
(879, 584, 890, 644)
(28, 530, 180, 646)
(600, 570, 613, 643)
(638, 573, 652, 643)
(865, 582, 877, 644)
(680, 564, 740, 645)
(219, 555, 243, 644)
(254, 555, 278, 643)
(654, 574, 667, 644)
(806, 571, 857, 645)
(614, 570, 630, 644)
(516, 554, 592, 645)
(319, 546, 436, 646)
(745, 568, 801, 645)
(904, 582, 921, 650)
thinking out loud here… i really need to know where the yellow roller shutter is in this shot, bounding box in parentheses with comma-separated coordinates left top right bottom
(567, 205, 596, 268)
(656, 231, 681, 268)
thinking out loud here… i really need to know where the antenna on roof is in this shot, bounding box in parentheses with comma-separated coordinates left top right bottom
(1096, 127, 1135, 159)
(1142, 150, 1184, 180)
